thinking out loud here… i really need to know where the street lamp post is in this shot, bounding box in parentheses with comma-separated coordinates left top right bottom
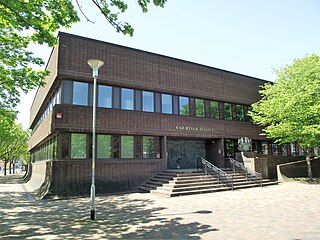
(87, 59, 104, 220)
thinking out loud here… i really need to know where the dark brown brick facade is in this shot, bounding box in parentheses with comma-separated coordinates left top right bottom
(45, 159, 166, 197)
(52, 105, 264, 140)
(29, 32, 270, 197)
(57, 33, 265, 105)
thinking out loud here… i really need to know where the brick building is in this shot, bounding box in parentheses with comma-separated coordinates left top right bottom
(28, 32, 295, 197)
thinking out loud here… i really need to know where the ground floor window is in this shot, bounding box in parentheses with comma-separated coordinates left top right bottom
(71, 133, 87, 159)
(30, 136, 58, 162)
(121, 136, 134, 158)
(31, 133, 162, 161)
(143, 136, 156, 158)
(224, 139, 238, 158)
(97, 135, 112, 158)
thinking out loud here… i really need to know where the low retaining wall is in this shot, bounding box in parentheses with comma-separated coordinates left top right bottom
(28, 158, 166, 198)
(277, 158, 320, 182)
(236, 152, 302, 179)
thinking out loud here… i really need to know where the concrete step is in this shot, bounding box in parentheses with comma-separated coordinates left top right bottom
(151, 186, 232, 197)
(139, 169, 278, 196)
(164, 180, 220, 188)
(159, 184, 224, 193)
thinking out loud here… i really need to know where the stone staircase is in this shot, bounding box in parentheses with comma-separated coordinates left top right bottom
(139, 169, 278, 197)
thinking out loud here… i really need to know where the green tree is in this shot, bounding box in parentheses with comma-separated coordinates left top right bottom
(250, 54, 320, 179)
(0, 119, 30, 175)
(0, 0, 166, 117)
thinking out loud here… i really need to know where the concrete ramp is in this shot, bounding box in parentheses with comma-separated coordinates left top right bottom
(25, 161, 52, 199)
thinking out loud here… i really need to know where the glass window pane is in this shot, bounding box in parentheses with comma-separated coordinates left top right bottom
(143, 91, 154, 112)
(224, 103, 232, 120)
(62, 80, 72, 104)
(97, 135, 111, 158)
(210, 101, 219, 119)
(121, 88, 134, 110)
(53, 137, 57, 159)
(225, 139, 236, 158)
(71, 133, 87, 159)
(98, 85, 112, 108)
(56, 86, 61, 104)
(236, 105, 244, 121)
(162, 94, 172, 114)
(121, 136, 134, 158)
(196, 99, 205, 117)
(143, 136, 155, 158)
(73, 82, 88, 106)
(179, 96, 189, 115)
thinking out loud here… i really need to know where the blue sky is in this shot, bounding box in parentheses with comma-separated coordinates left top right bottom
(17, 0, 320, 129)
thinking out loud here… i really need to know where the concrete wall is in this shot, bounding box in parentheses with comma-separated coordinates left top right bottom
(277, 158, 320, 182)
(28, 112, 53, 150)
(236, 152, 302, 179)
(30, 47, 59, 126)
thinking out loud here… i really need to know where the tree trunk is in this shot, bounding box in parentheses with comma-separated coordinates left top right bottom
(306, 149, 313, 179)
(12, 161, 15, 174)
(9, 162, 12, 174)
(4, 161, 7, 176)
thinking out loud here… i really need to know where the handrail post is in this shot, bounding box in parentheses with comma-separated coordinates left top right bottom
(231, 175, 234, 191)
(232, 159, 235, 173)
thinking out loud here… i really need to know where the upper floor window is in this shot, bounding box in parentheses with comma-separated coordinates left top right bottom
(162, 94, 173, 114)
(210, 101, 219, 119)
(195, 99, 205, 117)
(121, 88, 134, 110)
(236, 105, 244, 121)
(142, 91, 154, 112)
(179, 96, 189, 115)
(224, 103, 232, 120)
(73, 82, 88, 106)
(98, 85, 112, 108)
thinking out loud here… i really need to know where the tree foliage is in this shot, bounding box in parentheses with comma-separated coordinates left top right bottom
(0, 0, 79, 112)
(0, 118, 30, 175)
(250, 54, 320, 178)
(0, 0, 166, 120)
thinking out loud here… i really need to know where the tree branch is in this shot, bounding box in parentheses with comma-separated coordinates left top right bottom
(75, 0, 95, 23)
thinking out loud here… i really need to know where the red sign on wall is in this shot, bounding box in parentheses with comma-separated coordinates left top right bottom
(56, 112, 62, 119)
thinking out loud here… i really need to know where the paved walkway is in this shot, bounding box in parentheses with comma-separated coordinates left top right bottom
(0, 175, 320, 239)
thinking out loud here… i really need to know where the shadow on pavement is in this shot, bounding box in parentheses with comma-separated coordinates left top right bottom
(0, 183, 217, 239)
(0, 174, 26, 184)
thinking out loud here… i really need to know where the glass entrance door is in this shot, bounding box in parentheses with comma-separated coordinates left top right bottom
(167, 139, 206, 169)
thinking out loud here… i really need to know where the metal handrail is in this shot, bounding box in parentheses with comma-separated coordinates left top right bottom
(198, 157, 234, 191)
(226, 157, 262, 187)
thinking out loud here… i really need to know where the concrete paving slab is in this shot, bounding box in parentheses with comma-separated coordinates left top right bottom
(0, 175, 319, 239)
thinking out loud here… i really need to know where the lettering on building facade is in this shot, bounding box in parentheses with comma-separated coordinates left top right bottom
(175, 125, 214, 132)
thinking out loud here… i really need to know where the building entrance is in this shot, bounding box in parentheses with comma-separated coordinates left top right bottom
(167, 139, 206, 169)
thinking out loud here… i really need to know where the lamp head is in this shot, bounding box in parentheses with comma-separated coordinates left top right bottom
(87, 59, 104, 78)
